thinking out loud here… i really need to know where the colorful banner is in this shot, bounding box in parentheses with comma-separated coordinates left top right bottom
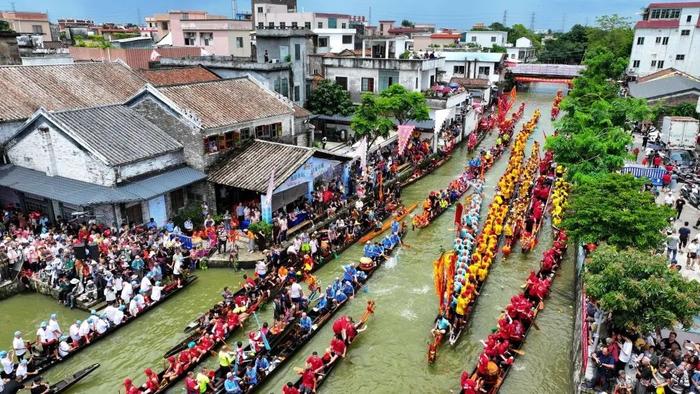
(397, 124, 415, 156)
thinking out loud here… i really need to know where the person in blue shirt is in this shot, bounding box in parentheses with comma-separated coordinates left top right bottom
(146, 218, 157, 230)
(255, 355, 270, 373)
(431, 314, 452, 337)
(316, 295, 329, 312)
(334, 289, 348, 304)
(325, 285, 334, 300)
(391, 220, 400, 235)
(165, 219, 175, 233)
(382, 236, 394, 250)
(390, 233, 401, 247)
(131, 256, 145, 278)
(363, 241, 375, 258)
(342, 281, 355, 298)
(342, 265, 357, 283)
(224, 372, 242, 394)
(244, 364, 258, 386)
(299, 312, 313, 333)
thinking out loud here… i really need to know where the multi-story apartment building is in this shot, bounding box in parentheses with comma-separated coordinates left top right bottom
(461, 30, 507, 49)
(628, 2, 700, 77)
(0, 11, 53, 41)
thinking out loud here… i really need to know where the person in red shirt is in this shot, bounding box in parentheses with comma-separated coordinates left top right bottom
(227, 310, 241, 330)
(144, 368, 160, 392)
(282, 382, 300, 394)
(330, 336, 346, 358)
(306, 351, 325, 373)
(460, 371, 480, 394)
(184, 371, 198, 394)
(332, 316, 351, 341)
(298, 367, 316, 393)
(123, 378, 141, 394)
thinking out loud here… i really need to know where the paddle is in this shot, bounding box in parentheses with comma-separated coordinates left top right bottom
(510, 348, 525, 356)
(252, 312, 271, 351)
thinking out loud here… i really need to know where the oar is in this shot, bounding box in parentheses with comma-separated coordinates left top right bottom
(252, 312, 271, 351)
(510, 348, 526, 356)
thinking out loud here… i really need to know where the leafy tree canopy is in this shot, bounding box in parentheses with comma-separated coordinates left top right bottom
(0, 20, 12, 32)
(351, 84, 429, 148)
(508, 24, 541, 48)
(587, 14, 633, 59)
(585, 244, 700, 333)
(401, 19, 415, 27)
(307, 80, 354, 116)
(561, 173, 674, 249)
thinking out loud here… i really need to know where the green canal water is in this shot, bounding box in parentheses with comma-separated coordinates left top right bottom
(0, 92, 575, 393)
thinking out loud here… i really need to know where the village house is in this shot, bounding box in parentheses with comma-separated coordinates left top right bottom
(506, 37, 537, 63)
(461, 30, 508, 49)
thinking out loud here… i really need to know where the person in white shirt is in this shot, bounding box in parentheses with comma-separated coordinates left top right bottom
(121, 280, 133, 304)
(114, 275, 123, 293)
(69, 321, 81, 343)
(14, 359, 29, 379)
(289, 280, 303, 306)
(47, 313, 62, 339)
(134, 291, 146, 310)
(58, 336, 72, 357)
(78, 319, 92, 344)
(94, 317, 108, 335)
(113, 305, 125, 325)
(104, 304, 118, 324)
(255, 260, 267, 279)
(150, 281, 163, 302)
(104, 285, 116, 303)
(12, 331, 27, 359)
(140, 275, 152, 293)
(0, 350, 13, 378)
(128, 298, 139, 317)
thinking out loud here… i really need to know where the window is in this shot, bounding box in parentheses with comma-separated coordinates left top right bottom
(258, 22, 264, 28)
(240, 128, 251, 140)
(317, 22, 323, 28)
(471, 36, 477, 42)
(453, 65, 465, 74)
(361, 77, 374, 92)
(687, 15, 693, 23)
(657, 60, 664, 68)
(318, 37, 329, 47)
(32, 25, 43, 34)
(268, 22, 275, 28)
(236, 37, 244, 48)
(656, 36, 661, 43)
(291, 22, 298, 28)
(162, 21, 169, 30)
(637, 37, 645, 45)
(478, 66, 490, 76)
(632, 60, 640, 68)
(328, 18, 337, 28)
(490, 36, 496, 42)
(204, 135, 218, 153)
(170, 189, 185, 212)
(651, 60, 657, 67)
(294, 43, 301, 60)
(280, 22, 286, 29)
(335, 76, 348, 90)
(342, 23, 347, 28)
(415, 77, 418, 89)
(676, 54, 685, 60)
(200, 32, 213, 46)
(184, 32, 196, 46)
(681, 29, 690, 36)
(294, 85, 300, 101)
(662, 37, 669, 45)
(257, 7, 263, 13)
(342, 35, 352, 44)
(305, 22, 311, 29)
(275, 77, 289, 97)
(255, 123, 282, 138)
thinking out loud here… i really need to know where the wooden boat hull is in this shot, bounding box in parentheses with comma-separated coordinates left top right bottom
(48, 363, 100, 393)
(358, 203, 417, 244)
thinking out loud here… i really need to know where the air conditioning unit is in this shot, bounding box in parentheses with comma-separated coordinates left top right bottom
(271, 58, 280, 63)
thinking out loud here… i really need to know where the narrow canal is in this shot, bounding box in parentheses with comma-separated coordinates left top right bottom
(0, 91, 575, 393)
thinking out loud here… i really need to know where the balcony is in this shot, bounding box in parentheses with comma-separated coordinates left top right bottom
(425, 91, 469, 110)
(320, 56, 444, 71)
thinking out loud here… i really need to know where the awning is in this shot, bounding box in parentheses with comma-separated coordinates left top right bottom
(0, 165, 206, 206)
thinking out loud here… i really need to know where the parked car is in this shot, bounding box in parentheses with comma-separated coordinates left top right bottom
(662, 149, 696, 168)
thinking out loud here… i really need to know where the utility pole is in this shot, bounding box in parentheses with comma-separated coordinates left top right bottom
(136, 8, 141, 27)
(11, 2, 15, 12)
(561, 14, 566, 32)
(232, 0, 238, 20)
(368, 6, 372, 25)
(530, 12, 535, 31)
(502, 10, 507, 26)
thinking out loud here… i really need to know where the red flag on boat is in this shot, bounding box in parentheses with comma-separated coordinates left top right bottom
(454, 202, 463, 228)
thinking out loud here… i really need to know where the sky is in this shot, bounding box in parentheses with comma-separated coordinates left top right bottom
(3, 0, 650, 31)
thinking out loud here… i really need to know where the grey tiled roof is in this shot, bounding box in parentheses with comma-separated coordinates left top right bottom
(0, 165, 206, 206)
(0, 63, 145, 122)
(628, 75, 700, 100)
(50, 105, 182, 166)
(156, 78, 293, 129)
(208, 140, 314, 193)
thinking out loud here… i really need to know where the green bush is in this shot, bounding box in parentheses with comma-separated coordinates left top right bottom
(172, 203, 204, 229)
(248, 221, 272, 239)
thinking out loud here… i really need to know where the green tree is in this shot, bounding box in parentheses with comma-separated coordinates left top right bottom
(0, 20, 12, 32)
(351, 84, 429, 149)
(561, 173, 674, 249)
(307, 80, 354, 116)
(538, 24, 588, 64)
(587, 14, 633, 59)
(508, 23, 541, 48)
(401, 19, 415, 28)
(653, 102, 700, 120)
(490, 44, 507, 53)
(585, 244, 700, 333)
(488, 22, 509, 32)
